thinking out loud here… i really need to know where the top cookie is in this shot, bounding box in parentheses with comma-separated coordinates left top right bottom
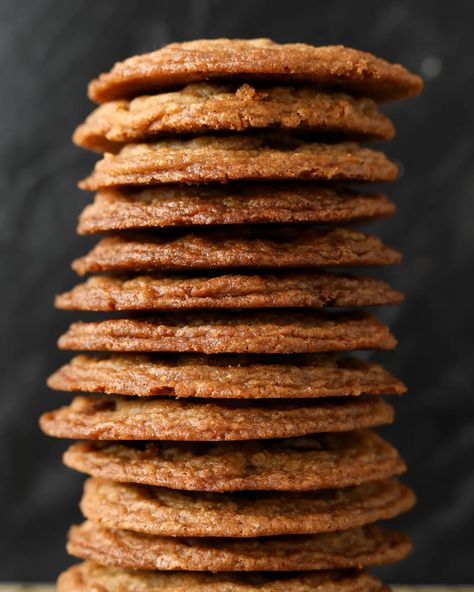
(88, 39, 422, 103)
(74, 83, 395, 153)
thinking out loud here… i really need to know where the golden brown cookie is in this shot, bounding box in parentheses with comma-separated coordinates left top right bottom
(40, 395, 394, 441)
(57, 311, 397, 355)
(80, 478, 415, 537)
(88, 38, 422, 103)
(47, 353, 406, 399)
(74, 83, 395, 152)
(58, 562, 390, 592)
(77, 185, 395, 234)
(55, 272, 403, 311)
(68, 520, 411, 571)
(63, 430, 405, 491)
(79, 136, 398, 190)
(71, 227, 401, 275)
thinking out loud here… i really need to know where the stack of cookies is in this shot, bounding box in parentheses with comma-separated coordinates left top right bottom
(40, 39, 422, 591)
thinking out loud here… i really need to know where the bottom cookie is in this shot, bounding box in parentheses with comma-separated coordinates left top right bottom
(68, 521, 411, 571)
(58, 562, 390, 591)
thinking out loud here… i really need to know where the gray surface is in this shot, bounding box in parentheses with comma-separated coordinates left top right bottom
(0, 0, 473, 583)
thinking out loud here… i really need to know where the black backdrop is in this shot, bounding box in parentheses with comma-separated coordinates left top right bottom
(1, 0, 473, 583)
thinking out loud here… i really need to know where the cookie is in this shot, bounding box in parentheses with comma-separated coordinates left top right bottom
(58, 562, 390, 592)
(55, 271, 403, 311)
(80, 478, 415, 537)
(40, 395, 394, 441)
(63, 430, 405, 491)
(71, 227, 401, 275)
(74, 83, 395, 152)
(77, 185, 395, 234)
(57, 311, 397, 354)
(88, 39, 422, 103)
(68, 520, 411, 571)
(79, 136, 397, 190)
(47, 353, 406, 399)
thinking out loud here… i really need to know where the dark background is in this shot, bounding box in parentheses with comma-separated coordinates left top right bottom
(1, 0, 473, 583)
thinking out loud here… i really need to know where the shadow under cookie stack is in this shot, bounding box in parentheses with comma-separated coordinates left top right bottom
(40, 39, 422, 591)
